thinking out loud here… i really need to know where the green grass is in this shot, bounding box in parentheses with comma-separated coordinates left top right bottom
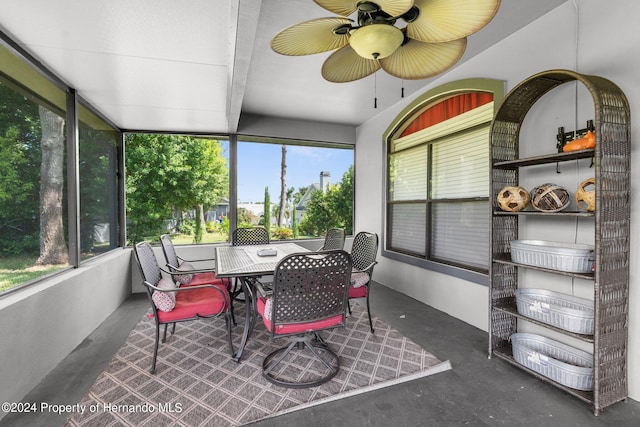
(0, 256, 67, 292)
(169, 231, 229, 245)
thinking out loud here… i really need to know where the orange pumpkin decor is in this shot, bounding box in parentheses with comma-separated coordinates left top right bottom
(563, 130, 596, 152)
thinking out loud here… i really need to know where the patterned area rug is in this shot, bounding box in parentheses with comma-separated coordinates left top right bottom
(65, 303, 451, 426)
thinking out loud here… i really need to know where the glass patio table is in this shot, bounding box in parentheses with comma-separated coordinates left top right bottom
(215, 242, 309, 361)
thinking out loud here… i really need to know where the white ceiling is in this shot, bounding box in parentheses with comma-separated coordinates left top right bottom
(0, 0, 566, 134)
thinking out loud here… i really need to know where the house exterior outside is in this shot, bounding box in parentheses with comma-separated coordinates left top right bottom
(294, 171, 331, 224)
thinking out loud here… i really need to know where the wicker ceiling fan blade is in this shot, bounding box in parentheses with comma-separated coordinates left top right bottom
(314, 0, 414, 18)
(314, 0, 358, 16)
(321, 45, 381, 83)
(379, 37, 466, 80)
(271, 17, 352, 56)
(407, 0, 501, 43)
(371, 0, 414, 17)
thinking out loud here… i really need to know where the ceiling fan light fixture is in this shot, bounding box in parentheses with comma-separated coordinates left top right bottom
(349, 24, 403, 59)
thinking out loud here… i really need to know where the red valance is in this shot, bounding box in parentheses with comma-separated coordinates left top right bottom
(401, 92, 493, 137)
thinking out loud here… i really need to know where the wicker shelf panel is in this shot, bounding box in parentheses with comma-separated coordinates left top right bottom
(493, 210, 594, 217)
(494, 302, 594, 343)
(492, 256, 594, 280)
(493, 149, 594, 169)
(492, 347, 595, 404)
(488, 69, 630, 415)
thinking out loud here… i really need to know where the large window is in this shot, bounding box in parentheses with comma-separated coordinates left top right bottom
(124, 135, 352, 245)
(237, 138, 354, 241)
(79, 106, 120, 260)
(0, 40, 125, 294)
(0, 42, 69, 293)
(125, 134, 230, 245)
(384, 79, 504, 280)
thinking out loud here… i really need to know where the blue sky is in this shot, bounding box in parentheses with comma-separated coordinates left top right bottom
(232, 141, 353, 202)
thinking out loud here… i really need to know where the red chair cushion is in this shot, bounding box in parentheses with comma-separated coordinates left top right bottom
(157, 286, 228, 323)
(348, 285, 368, 299)
(257, 297, 344, 335)
(180, 272, 231, 290)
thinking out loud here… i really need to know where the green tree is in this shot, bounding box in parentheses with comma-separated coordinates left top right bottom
(278, 145, 287, 227)
(0, 83, 42, 256)
(176, 137, 228, 243)
(330, 165, 354, 234)
(299, 166, 353, 236)
(36, 106, 68, 265)
(237, 207, 256, 227)
(291, 203, 298, 238)
(125, 134, 228, 243)
(262, 187, 271, 236)
(292, 186, 309, 206)
(78, 124, 118, 255)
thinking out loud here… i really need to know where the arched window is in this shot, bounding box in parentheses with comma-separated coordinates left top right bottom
(383, 79, 504, 281)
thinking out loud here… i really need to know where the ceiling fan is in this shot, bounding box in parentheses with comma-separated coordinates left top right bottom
(271, 0, 501, 83)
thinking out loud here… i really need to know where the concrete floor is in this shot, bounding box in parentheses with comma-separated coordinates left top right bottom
(2, 284, 639, 427)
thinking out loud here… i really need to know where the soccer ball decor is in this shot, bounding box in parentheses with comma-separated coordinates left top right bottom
(530, 183, 570, 212)
(575, 177, 596, 211)
(497, 186, 530, 212)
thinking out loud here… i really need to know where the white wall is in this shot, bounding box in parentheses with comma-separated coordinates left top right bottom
(356, 0, 640, 400)
(0, 249, 132, 416)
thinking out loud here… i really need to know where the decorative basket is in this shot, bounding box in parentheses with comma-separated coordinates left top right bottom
(575, 177, 596, 211)
(515, 289, 594, 334)
(497, 186, 530, 212)
(530, 183, 570, 212)
(511, 333, 593, 391)
(510, 240, 594, 273)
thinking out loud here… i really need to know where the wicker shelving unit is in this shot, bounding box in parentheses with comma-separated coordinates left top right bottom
(488, 69, 630, 415)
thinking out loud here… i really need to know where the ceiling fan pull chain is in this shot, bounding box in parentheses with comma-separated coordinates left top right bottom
(374, 73, 378, 109)
(401, 80, 405, 98)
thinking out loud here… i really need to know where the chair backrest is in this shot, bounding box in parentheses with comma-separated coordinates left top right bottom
(270, 250, 352, 333)
(160, 234, 180, 268)
(320, 228, 345, 251)
(351, 231, 379, 275)
(232, 226, 270, 246)
(134, 241, 162, 288)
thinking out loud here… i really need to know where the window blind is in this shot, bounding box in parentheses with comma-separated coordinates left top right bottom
(430, 201, 489, 269)
(431, 126, 490, 199)
(389, 145, 428, 201)
(390, 203, 426, 255)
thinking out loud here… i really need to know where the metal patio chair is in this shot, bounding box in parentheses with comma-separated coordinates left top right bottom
(160, 233, 229, 288)
(229, 226, 271, 302)
(348, 231, 379, 333)
(319, 227, 345, 251)
(256, 250, 352, 388)
(232, 226, 270, 246)
(134, 241, 234, 373)
(160, 233, 235, 321)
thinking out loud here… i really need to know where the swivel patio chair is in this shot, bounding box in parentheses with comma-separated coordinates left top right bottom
(348, 231, 379, 333)
(318, 227, 345, 251)
(134, 241, 234, 374)
(256, 250, 352, 388)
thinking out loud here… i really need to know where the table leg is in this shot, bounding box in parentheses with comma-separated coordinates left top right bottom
(233, 276, 256, 362)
